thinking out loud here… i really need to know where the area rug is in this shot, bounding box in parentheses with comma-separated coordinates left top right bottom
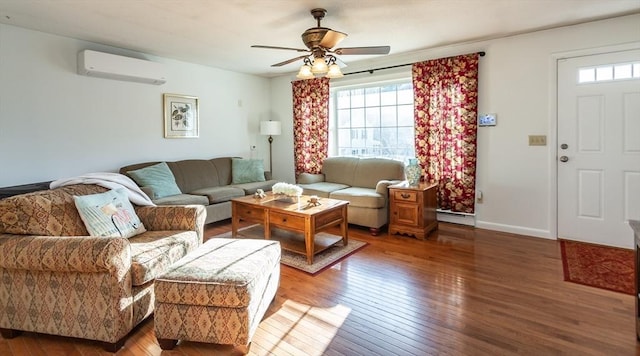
(213, 225, 368, 275)
(560, 239, 634, 295)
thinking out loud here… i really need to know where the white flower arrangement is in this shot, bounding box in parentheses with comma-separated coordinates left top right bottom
(272, 182, 303, 197)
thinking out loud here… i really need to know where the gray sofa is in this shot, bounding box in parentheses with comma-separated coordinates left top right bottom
(297, 157, 405, 235)
(120, 157, 277, 224)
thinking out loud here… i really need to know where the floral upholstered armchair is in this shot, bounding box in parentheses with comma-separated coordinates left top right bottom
(0, 184, 205, 351)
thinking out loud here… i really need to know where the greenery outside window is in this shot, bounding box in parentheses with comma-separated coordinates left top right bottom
(329, 81, 415, 162)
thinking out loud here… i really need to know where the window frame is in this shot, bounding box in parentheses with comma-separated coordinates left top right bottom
(328, 77, 415, 162)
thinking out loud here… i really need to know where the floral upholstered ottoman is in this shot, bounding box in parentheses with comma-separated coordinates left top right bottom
(153, 238, 281, 353)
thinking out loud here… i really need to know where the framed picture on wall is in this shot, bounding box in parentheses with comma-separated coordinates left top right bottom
(163, 93, 199, 138)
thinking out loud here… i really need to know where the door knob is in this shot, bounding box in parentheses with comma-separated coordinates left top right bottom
(559, 156, 569, 162)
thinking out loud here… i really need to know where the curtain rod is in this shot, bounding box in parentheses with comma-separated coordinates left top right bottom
(343, 51, 486, 76)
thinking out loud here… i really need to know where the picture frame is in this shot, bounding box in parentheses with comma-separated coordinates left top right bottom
(163, 93, 199, 138)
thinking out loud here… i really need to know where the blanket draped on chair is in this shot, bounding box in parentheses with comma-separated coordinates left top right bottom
(50, 172, 155, 206)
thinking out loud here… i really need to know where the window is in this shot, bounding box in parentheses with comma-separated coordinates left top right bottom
(578, 61, 640, 83)
(329, 81, 415, 162)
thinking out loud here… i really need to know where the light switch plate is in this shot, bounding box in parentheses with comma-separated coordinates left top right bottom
(528, 135, 547, 146)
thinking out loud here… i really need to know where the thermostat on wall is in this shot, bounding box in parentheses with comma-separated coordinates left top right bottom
(478, 113, 497, 126)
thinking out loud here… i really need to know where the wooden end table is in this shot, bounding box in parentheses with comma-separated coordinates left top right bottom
(388, 182, 438, 239)
(231, 193, 349, 264)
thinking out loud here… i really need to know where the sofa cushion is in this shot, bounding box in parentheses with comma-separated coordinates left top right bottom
(153, 193, 209, 206)
(73, 188, 146, 238)
(352, 158, 406, 189)
(329, 187, 386, 209)
(231, 179, 279, 195)
(0, 184, 107, 236)
(167, 159, 222, 193)
(322, 157, 359, 186)
(210, 157, 234, 186)
(231, 158, 266, 184)
(299, 182, 350, 198)
(127, 162, 182, 199)
(190, 186, 245, 204)
(128, 230, 200, 286)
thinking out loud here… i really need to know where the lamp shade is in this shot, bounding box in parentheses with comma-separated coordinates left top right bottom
(260, 121, 282, 136)
(296, 64, 314, 79)
(311, 57, 328, 73)
(326, 63, 343, 78)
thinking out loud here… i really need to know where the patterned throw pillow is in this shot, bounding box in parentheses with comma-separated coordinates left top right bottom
(127, 162, 181, 199)
(73, 188, 146, 238)
(231, 158, 266, 184)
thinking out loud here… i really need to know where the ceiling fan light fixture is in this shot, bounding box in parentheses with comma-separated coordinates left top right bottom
(296, 64, 314, 79)
(252, 8, 391, 76)
(311, 57, 328, 73)
(326, 63, 343, 78)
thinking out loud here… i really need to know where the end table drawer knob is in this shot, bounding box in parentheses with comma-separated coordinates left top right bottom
(401, 193, 410, 199)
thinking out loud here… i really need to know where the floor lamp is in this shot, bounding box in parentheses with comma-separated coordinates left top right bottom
(260, 120, 281, 173)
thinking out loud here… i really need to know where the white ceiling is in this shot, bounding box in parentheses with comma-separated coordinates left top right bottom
(1, 0, 639, 77)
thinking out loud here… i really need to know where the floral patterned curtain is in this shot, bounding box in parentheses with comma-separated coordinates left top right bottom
(292, 77, 330, 178)
(413, 53, 479, 213)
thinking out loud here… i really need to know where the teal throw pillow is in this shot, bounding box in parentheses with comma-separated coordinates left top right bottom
(232, 158, 266, 184)
(73, 188, 146, 238)
(127, 162, 181, 199)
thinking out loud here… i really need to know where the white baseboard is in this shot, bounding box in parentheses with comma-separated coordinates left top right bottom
(434, 211, 554, 240)
(475, 220, 553, 239)
(437, 211, 475, 226)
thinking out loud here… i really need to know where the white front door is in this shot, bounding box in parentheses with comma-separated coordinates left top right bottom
(557, 49, 640, 248)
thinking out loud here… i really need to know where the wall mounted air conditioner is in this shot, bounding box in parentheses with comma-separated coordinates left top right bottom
(77, 50, 166, 85)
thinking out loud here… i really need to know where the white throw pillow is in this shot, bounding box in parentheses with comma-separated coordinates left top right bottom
(73, 188, 146, 238)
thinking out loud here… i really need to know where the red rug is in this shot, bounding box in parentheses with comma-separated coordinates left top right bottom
(560, 239, 634, 295)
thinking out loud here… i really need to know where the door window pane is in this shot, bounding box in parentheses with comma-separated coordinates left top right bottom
(579, 62, 640, 83)
(596, 66, 613, 81)
(614, 64, 632, 79)
(579, 68, 595, 83)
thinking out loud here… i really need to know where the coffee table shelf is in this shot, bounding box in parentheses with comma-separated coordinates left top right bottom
(268, 228, 345, 257)
(231, 193, 349, 264)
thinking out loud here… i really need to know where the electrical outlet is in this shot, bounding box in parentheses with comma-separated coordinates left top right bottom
(528, 135, 547, 146)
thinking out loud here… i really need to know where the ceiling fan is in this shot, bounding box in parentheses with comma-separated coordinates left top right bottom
(251, 8, 390, 78)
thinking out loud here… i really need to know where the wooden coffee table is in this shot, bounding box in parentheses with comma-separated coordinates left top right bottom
(231, 193, 349, 264)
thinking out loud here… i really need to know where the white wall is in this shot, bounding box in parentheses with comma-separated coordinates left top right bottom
(0, 24, 271, 187)
(268, 14, 640, 239)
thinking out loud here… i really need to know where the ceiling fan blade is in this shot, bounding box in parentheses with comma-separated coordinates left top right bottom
(319, 30, 347, 49)
(271, 55, 309, 67)
(251, 45, 309, 52)
(334, 46, 391, 55)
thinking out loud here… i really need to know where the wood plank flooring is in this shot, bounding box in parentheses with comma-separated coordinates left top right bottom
(1, 221, 638, 355)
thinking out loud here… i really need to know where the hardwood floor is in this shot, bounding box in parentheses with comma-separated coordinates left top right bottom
(1, 221, 638, 355)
